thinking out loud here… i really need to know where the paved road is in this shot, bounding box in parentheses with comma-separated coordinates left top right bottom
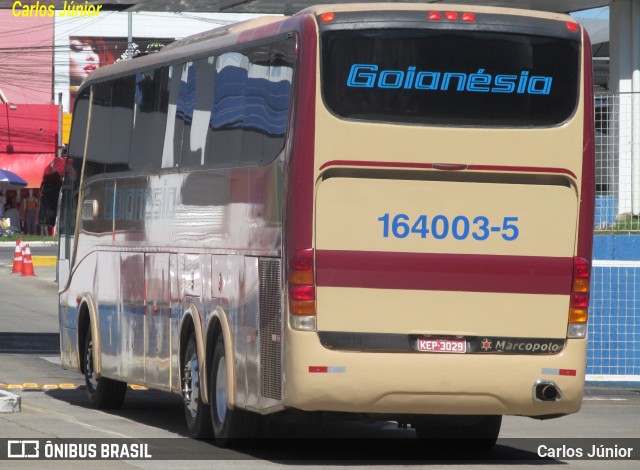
(0, 265, 638, 468)
(0, 243, 58, 261)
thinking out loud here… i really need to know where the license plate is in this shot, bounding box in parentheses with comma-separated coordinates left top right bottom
(417, 338, 466, 353)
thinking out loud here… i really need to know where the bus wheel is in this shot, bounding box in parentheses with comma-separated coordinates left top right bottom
(84, 326, 127, 409)
(182, 333, 213, 438)
(210, 335, 260, 446)
(414, 415, 502, 450)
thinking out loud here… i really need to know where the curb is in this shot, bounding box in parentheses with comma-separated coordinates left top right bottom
(0, 389, 21, 413)
(11, 256, 57, 267)
(0, 241, 58, 247)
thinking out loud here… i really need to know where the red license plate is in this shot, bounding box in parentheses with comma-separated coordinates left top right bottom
(417, 338, 466, 353)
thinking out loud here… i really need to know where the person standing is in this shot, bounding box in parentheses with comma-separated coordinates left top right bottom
(23, 189, 38, 235)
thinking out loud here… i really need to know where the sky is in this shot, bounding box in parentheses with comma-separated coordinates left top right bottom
(571, 6, 609, 19)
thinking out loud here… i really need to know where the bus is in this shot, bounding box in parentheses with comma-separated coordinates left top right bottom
(43, 3, 594, 446)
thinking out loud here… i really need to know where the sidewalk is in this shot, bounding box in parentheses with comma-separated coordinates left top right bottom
(2, 263, 56, 283)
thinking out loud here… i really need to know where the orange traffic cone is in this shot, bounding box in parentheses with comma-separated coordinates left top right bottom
(11, 238, 23, 274)
(21, 244, 35, 277)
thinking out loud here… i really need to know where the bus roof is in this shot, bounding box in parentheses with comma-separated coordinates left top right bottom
(298, 2, 573, 21)
(77, 2, 576, 93)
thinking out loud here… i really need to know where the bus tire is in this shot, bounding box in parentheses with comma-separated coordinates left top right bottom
(210, 335, 260, 446)
(84, 325, 127, 409)
(414, 415, 502, 450)
(182, 332, 213, 438)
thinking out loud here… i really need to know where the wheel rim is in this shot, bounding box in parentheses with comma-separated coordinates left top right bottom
(182, 353, 200, 418)
(85, 337, 98, 392)
(215, 356, 227, 423)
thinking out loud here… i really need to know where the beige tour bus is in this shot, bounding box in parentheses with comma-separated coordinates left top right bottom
(43, 3, 595, 447)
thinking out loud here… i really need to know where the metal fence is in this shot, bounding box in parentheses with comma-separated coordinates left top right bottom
(594, 92, 640, 232)
(589, 92, 640, 384)
(588, 261, 640, 381)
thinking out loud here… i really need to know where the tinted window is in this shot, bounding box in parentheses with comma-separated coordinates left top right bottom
(86, 77, 135, 178)
(130, 67, 170, 169)
(206, 38, 295, 167)
(181, 59, 215, 167)
(322, 29, 580, 126)
(68, 90, 89, 160)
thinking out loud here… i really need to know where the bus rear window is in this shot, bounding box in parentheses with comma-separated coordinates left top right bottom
(321, 29, 580, 127)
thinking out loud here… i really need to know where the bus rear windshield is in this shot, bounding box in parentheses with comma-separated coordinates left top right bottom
(321, 29, 580, 127)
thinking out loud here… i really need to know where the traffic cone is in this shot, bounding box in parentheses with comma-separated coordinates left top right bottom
(21, 244, 35, 277)
(10, 238, 23, 274)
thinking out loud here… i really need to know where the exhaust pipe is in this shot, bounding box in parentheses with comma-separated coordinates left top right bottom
(534, 380, 562, 402)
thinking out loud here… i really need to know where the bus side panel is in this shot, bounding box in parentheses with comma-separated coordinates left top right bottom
(144, 253, 171, 389)
(97, 251, 121, 378)
(59, 250, 99, 372)
(59, 293, 80, 372)
(120, 252, 145, 383)
(169, 254, 182, 393)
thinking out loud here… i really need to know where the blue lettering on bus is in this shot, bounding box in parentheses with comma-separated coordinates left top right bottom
(346, 64, 552, 95)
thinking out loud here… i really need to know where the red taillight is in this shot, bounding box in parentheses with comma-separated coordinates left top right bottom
(566, 21, 579, 32)
(462, 12, 476, 22)
(290, 285, 315, 301)
(569, 257, 590, 325)
(572, 257, 590, 292)
(445, 12, 458, 21)
(428, 11, 442, 21)
(289, 249, 316, 316)
(570, 292, 589, 309)
(320, 12, 335, 23)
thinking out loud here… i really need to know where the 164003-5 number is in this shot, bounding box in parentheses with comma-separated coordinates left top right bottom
(377, 213, 519, 241)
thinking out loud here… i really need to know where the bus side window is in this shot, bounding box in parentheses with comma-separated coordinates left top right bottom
(208, 51, 251, 167)
(205, 38, 294, 169)
(130, 67, 170, 170)
(60, 89, 89, 260)
(86, 77, 134, 178)
(261, 39, 295, 165)
(161, 65, 183, 169)
(180, 58, 215, 168)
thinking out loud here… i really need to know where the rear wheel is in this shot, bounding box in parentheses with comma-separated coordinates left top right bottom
(210, 335, 261, 446)
(182, 332, 213, 438)
(84, 326, 127, 409)
(414, 415, 502, 450)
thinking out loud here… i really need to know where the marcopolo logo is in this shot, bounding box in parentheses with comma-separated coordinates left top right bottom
(346, 64, 553, 95)
(493, 339, 564, 353)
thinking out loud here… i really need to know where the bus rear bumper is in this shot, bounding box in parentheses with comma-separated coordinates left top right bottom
(282, 331, 586, 418)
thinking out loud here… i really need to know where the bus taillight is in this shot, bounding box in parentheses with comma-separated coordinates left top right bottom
(289, 249, 316, 330)
(566, 21, 579, 32)
(445, 12, 458, 21)
(568, 257, 590, 338)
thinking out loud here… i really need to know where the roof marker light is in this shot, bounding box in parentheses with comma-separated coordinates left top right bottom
(428, 11, 442, 21)
(445, 12, 458, 21)
(462, 12, 476, 22)
(320, 12, 335, 23)
(566, 21, 579, 32)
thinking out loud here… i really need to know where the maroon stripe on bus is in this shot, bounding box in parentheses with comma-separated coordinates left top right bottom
(285, 15, 317, 258)
(315, 250, 573, 295)
(318, 160, 577, 179)
(578, 28, 595, 261)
